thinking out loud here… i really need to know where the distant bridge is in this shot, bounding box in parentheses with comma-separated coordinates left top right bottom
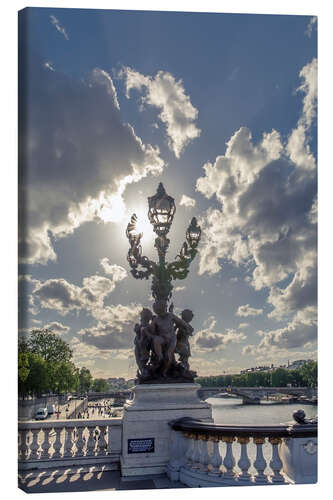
(197, 386, 317, 404)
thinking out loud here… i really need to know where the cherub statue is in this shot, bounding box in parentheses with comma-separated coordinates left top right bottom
(147, 299, 192, 378)
(175, 309, 194, 372)
(134, 308, 153, 379)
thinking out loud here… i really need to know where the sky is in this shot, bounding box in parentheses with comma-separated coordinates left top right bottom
(18, 7, 317, 379)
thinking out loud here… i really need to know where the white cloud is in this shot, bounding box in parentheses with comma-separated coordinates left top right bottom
(194, 317, 246, 351)
(32, 272, 127, 316)
(19, 58, 165, 265)
(305, 17, 317, 38)
(43, 321, 70, 335)
(121, 67, 200, 157)
(100, 258, 127, 282)
(174, 286, 186, 292)
(196, 59, 317, 323)
(49, 15, 69, 40)
(239, 322, 249, 329)
(236, 304, 263, 317)
(77, 303, 142, 351)
(179, 194, 196, 208)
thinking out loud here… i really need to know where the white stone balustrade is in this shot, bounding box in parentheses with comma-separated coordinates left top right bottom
(167, 419, 317, 487)
(18, 418, 123, 471)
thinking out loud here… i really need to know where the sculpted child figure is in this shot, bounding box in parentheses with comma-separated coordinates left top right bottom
(148, 299, 192, 378)
(134, 308, 153, 378)
(175, 309, 194, 372)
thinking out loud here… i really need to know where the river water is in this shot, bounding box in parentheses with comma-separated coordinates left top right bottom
(206, 397, 317, 475)
(207, 396, 317, 426)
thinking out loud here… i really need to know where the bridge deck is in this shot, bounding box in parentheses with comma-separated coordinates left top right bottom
(18, 467, 186, 493)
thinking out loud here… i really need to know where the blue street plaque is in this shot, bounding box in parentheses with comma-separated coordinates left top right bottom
(128, 438, 155, 454)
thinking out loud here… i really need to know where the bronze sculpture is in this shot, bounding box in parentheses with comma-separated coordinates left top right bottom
(126, 183, 201, 383)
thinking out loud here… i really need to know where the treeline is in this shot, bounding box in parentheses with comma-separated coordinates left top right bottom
(196, 361, 317, 389)
(18, 329, 109, 398)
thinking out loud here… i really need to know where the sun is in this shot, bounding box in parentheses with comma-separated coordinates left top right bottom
(132, 207, 155, 243)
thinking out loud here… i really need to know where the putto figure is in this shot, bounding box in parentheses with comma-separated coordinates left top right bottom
(134, 301, 197, 383)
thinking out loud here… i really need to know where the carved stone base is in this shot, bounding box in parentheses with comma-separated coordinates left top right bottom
(120, 383, 212, 477)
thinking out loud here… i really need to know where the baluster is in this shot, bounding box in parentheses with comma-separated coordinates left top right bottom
(237, 437, 252, 483)
(29, 429, 40, 461)
(52, 427, 63, 458)
(97, 425, 108, 456)
(75, 425, 85, 457)
(86, 425, 97, 456)
(20, 429, 29, 461)
(191, 434, 201, 469)
(269, 437, 284, 483)
(253, 437, 268, 484)
(222, 436, 236, 478)
(40, 428, 51, 460)
(198, 434, 210, 472)
(63, 424, 74, 458)
(184, 433, 194, 467)
(208, 436, 222, 475)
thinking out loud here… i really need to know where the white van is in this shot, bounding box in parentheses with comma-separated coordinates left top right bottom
(47, 404, 56, 415)
(35, 408, 48, 420)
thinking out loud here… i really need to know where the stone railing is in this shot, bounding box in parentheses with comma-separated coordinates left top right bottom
(167, 417, 317, 487)
(18, 418, 123, 471)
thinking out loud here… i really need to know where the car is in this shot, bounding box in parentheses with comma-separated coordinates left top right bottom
(47, 404, 56, 415)
(35, 408, 48, 420)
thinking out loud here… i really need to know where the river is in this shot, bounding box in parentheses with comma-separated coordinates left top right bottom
(206, 397, 317, 474)
(208, 396, 317, 425)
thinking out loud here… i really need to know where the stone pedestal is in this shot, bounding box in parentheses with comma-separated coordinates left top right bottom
(120, 383, 212, 477)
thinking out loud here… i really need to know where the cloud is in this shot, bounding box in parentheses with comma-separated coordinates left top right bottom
(19, 57, 165, 265)
(32, 273, 126, 315)
(100, 258, 127, 281)
(49, 15, 69, 40)
(77, 303, 142, 351)
(174, 286, 186, 292)
(43, 321, 70, 335)
(236, 304, 263, 317)
(196, 59, 317, 323)
(120, 67, 200, 157)
(194, 317, 246, 351)
(305, 17, 317, 38)
(239, 322, 249, 329)
(179, 194, 196, 208)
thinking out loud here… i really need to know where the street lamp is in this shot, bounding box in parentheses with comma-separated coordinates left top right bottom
(126, 183, 201, 303)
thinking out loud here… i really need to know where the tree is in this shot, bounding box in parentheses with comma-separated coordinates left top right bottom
(78, 367, 93, 394)
(92, 378, 109, 392)
(18, 352, 30, 398)
(300, 361, 317, 388)
(28, 329, 73, 363)
(270, 368, 290, 387)
(24, 353, 49, 397)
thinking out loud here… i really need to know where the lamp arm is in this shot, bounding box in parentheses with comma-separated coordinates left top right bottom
(126, 229, 156, 280)
(167, 241, 198, 280)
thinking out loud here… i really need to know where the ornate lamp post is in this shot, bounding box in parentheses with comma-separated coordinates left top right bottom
(126, 182, 201, 304)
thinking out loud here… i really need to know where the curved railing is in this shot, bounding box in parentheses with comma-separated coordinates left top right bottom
(168, 417, 317, 486)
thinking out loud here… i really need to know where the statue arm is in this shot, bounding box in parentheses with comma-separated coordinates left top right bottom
(171, 314, 193, 334)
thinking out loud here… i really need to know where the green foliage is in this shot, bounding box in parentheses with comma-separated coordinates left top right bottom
(196, 361, 317, 388)
(299, 360, 317, 388)
(28, 329, 73, 363)
(78, 367, 93, 393)
(92, 378, 109, 392)
(18, 329, 78, 398)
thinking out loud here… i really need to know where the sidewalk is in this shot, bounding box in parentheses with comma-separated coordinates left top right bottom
(18, 467, 187, 493)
